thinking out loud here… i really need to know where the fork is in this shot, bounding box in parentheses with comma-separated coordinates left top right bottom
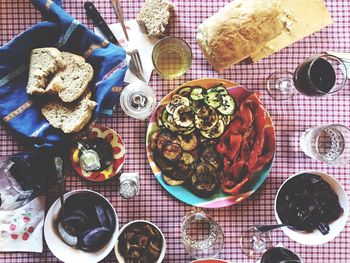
(110, 0, 145, 82)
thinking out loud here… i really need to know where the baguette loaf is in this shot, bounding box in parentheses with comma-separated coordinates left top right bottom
(197, 0, 286, 72)
(41, 92, 97, 133)
(46, 52, 94, 102)
(137, 0, 175, 37)
(26, 48, 65, 95)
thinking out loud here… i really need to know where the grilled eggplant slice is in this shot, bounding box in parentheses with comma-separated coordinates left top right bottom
(177, 133, 198, 151)
(190, 162, 219, 197)
(157, 131, 177, 150)
(153, 153, 174, 173)
(163, 143, 183, 161)
(162, 174, 185, 186)
(150, 130, 160, 150)
(195, 105, 218, 131)
(178, 152, 195, 173)
(200, 144, 221, 170)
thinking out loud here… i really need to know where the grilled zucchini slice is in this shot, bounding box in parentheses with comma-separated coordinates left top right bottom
(200, 119, 225, 139)
(173, 105, 195, 128)
(176, 86, 193, 97)
(217, 95, 235, 115)
(195, 105, 218, 131)
(204, 91, 222, 108)
(166, 95, 190, 115)
(207, 85, 228, 95)
(190, 86, 206, 101)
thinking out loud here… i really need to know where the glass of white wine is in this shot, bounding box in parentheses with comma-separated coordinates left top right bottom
(152, 36, 192, 79)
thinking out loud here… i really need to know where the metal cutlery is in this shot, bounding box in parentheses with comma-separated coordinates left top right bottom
(110, 0, 146, 82)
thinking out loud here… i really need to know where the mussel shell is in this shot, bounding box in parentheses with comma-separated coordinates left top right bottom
(78, 226, 112, 251)
(64, 210, 91, 235)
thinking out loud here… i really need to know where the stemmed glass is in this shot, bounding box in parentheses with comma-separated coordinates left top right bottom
(240, 225, 303, 262)
(267, 53, 347, 100)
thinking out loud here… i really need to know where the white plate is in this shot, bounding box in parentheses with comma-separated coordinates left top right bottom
(44, 189, 119, 263)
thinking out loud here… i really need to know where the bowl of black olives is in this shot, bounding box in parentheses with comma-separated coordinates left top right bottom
(44, 190, 118, 263)
(274, 171, 349, 245)
(115, 220, 166, 263)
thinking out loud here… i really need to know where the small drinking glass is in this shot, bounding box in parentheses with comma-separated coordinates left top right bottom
(181, 211, 224, 259)
(240, 226, 273, 260)
(300, 124, 350, 166)
(267, 54, 347, 100)
(152, 36, 192, 79)
(119, 80, 156, 120)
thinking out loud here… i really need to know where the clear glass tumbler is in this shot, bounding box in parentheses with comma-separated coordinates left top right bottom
(181, 211, 224, 259)
(152, 36, 192, 79)
(240, 226, 273, 260)
(300, 124, 350, 165)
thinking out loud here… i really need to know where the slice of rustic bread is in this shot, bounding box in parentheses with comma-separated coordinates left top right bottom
(41, 92, 97, 133)
(26, 48, 65, 95)
(137, 0, 175, 37)
(46, 52, 94, 102)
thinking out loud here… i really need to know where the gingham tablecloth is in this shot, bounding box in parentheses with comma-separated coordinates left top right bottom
(0, 0, 349, 262)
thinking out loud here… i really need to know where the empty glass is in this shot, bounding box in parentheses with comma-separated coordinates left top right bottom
(181, 211, 224, 259)
(240, 226, 273, 260)
(267, 54, 347, 100)
(300, 124, 350, 165)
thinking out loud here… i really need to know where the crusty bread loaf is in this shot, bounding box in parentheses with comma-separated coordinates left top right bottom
(41, 92, 97, 133)
(46, 52, 94, 102)
(26, 48, 65, 95)
(196, 0, 286, 72)
(137, 0, 175, 37)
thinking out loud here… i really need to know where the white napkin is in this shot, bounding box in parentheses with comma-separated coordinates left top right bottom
(0, 196, 45, 252)
(326, 51, 350, 79)
(94, 20, 158, 84)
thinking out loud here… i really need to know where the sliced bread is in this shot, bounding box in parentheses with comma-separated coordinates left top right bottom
(26, 48, 65, 95)
(46, 52, 94, 102)
(137, 0, 175, 37)
(41, 92, 97, 133)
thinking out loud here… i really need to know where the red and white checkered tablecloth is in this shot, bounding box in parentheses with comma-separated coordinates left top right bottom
(1, 0, 350, 262)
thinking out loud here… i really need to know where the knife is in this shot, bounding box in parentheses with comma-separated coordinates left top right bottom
(84, 1, 120, 46)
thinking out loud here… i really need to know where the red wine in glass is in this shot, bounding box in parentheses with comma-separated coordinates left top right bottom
(267, 54, 347, 100)
(294, 55, 337, 96)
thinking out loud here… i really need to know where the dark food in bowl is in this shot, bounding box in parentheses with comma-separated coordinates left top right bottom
(118, 222, 163, 263)
(59, 193, 116, 251)
(261, 247, 302, 263)
(80, 137, 114, 171)
(276, 173, 344, 235)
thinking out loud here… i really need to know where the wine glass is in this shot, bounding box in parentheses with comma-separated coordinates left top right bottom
(267, 54, 347, 100)
(181, 211, 224, 259)
(240, 226, 273, 260)
(240, 226, 303, 262)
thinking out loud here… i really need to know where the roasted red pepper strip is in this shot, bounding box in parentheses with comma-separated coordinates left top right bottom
(221, 176, 250, 195)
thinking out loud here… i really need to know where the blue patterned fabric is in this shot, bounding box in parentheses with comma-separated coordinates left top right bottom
(0, 0, 127, 146)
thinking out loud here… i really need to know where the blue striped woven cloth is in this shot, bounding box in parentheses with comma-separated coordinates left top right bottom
(0, 0, 127, 146)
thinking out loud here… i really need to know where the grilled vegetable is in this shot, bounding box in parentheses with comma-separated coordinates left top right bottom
(207, 84, 228, 95)
(156, 131, 177, 150)
(195, 105, 218, 131)
(204, 91, 222, 108)
(176, 86, 192, 97)
(163, 174, 185, 186)
(153, 153, 174, 173)
(163, 143, 183, 161)
(150, 130, 160, 150)
(200, 144, 221, 170)
(177, 133, 198, 151)
(217, 94, 235, 115)
(173, 105, 195, 128)
(190, 86, 206, 101)
(178, 153, 195, 173)
(156, 106, 165, 129)
(200, 119, 225, 138)
(190, 162, 219, 197)
(166, 95, 190, 114)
